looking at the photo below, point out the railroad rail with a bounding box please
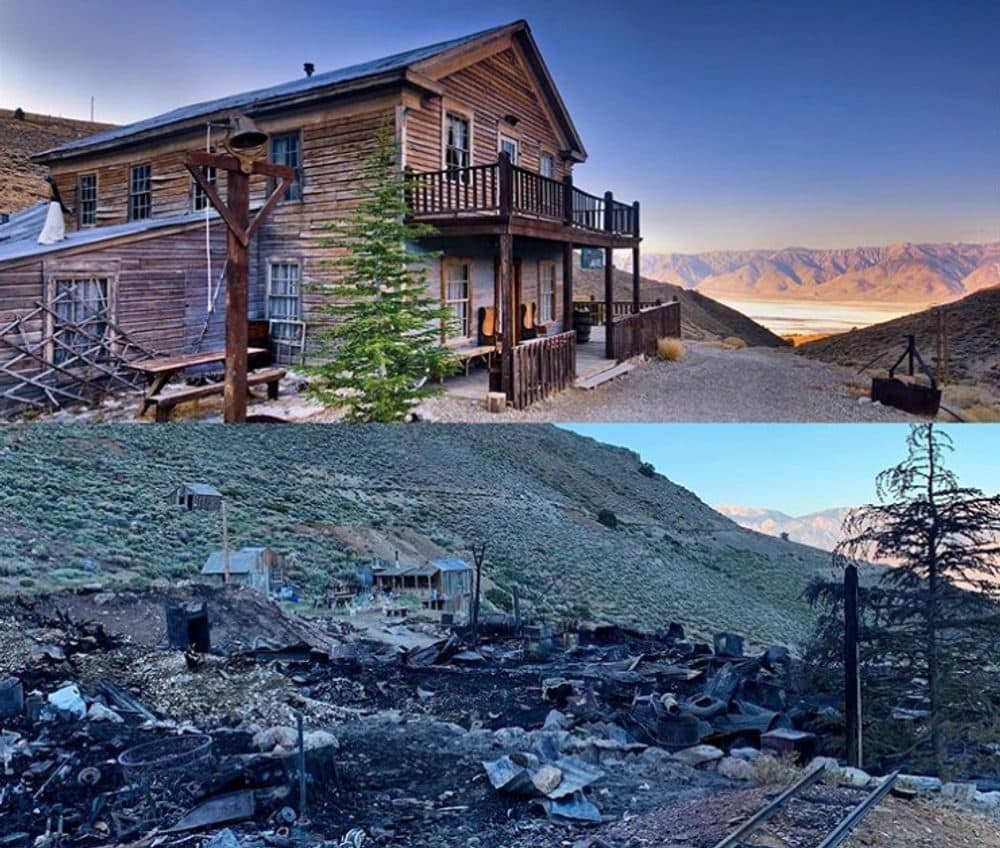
[711,766,900,848]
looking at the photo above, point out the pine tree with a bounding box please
[309,125,457,422]
[821,423,1000,774]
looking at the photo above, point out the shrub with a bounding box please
[484,586,513,612]
[656,337,685,361]
[722,336,747,349]
[597,508,618,529]
[638,462,656,478]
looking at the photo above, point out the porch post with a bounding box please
[603,191,614,360]
[562,242,574,333]
[632,201,641,314]
[499,232,515,402]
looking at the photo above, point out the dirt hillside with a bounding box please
[0,424,833,646]
[0,108,114,214]
[576,266,787,347]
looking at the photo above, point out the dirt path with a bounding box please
[421,342,918,423]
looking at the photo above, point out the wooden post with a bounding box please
[221,499,230,585]
[563,242,574,333]
[603,192,614,359]
[562,173,574,226]
[225,169,250,424]
[845,563,862,767]
[632,201,641,315]
[499,232,515,402]
[471,543,486,645]
[498,151,513,219]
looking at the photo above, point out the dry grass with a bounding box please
[940,383,1000,422]
[748,752,801,786]
[656,337,685,362]
[721,336,747,350]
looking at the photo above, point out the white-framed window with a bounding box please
[267,261,302,339]
[192,166,217,211]
[77,173,97,227]
[540,154,555,179]
[538,262,556,323]
[499,135,519,165]
[128,164,151,221]
[270,132,303,201]
[51,277,111,364]
[445,112,471,175]
[443,260,472,338]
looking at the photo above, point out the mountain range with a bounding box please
[631,243,1000,305]
[0,425,835,647]
[716,504,850,553]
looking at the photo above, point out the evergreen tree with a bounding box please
[309,125,457,421]
[809,424,1000,774]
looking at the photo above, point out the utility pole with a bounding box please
[844,563,862,767]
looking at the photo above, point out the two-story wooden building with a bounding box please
[0,19,678,413]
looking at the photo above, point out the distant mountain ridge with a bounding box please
[716,504,851,553]
[631,243,1000,305]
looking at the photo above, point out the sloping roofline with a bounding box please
[34,20,587,164]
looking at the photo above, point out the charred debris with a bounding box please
[0,589,852,848]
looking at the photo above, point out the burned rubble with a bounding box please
[0,587,849,848]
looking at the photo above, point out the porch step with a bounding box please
[574,360,635,390]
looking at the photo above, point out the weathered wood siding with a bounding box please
[404,47,572,180]
[0,223,235,409]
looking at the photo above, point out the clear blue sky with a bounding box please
[565,424,1000,515]
[2,0,997,252]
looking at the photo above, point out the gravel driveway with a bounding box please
[419,342,917,423]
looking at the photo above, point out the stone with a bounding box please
[897,774,943,793]
[671,744,725,769]
[941,781,977,804]
[718,756,755,781]
[808,756,840,773]
[531,765,563,795]
[730,747,762,762]
[836,766,873,788]
[87,702,123,723]
[974,790,1000,810]
[204,829,241,848]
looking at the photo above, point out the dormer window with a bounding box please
[77,173,97,227]
[270,133,303,201]
[128,164,151,220]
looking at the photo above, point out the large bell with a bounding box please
[226,114,268,152]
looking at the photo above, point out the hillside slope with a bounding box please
[637,243,1000,305]
[0,425,832,645]
[575,267,786,347]
[0,108,114,214]
[799,286,1000,394]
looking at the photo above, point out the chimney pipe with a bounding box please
[304,62,315,78]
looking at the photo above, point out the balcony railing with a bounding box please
[407,153,639,238]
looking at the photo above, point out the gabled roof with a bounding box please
[174,482,223,497]
[202,546,275,576]
[34,20,585,163]
[431,558,473,573]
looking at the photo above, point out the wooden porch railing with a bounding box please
[572,300,659,325]
[510,330,576,409]
[608,301,681,361]
[407,154,639,238]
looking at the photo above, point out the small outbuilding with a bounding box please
[201,546,282,593]
[171,483,223,511]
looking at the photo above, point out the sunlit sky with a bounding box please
[2,0,998,253]
[564,424,1000,515]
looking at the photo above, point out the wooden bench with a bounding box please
[146,367,286,422]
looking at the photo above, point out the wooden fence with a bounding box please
[510,330,577,409]
[572,300,659,326]
[608,302,681,361]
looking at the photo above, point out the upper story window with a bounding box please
[540,154,555,180]
[128,164,151,221]
[270,132,303,201]
[192,166,217,211]
[445,113,471,176]
[499,135,519,165]
[77,173,97,227]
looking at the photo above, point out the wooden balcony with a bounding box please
[407,153,639,247]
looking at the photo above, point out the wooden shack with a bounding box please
[171,482,223,511]
[371,556,473,611]
[200,546,281,594]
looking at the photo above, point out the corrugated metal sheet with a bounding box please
[202,546,272,576]
[36,22,520,160]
